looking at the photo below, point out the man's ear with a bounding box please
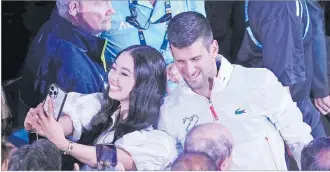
[210,40,219,59]
[68,0,80,17]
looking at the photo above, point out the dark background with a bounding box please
[2,1,55,81]
[1,1,330,82]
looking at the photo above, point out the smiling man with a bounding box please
[157,11,313,170]
[101,0,205,93]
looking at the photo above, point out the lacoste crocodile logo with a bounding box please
[235,108,246,115]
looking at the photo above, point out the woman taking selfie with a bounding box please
[24,45,177,170]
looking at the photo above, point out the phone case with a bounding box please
[43,83,67,121]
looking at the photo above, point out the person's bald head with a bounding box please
[317,149,330,167]
[184,123,234,171]
[171,152,216,171]
[301,137,330,170]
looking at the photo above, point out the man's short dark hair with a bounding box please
[301,137,330,171]
[168,11,213,49]
[171,152,216,171]
[8,139,62,171]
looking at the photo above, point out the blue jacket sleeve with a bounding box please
[260,12,306,86]
[50,46,101,95]
[20,45,100,108]
[307,0,329,98]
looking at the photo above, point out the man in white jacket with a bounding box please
[157,11,314,170]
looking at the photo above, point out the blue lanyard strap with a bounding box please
[160,0,172,53]
[126,0,172,52]
[244,0,262,49]
[302,0,309,39]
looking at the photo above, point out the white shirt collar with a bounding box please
[212,55,235,95]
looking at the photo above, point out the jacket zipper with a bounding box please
[188,83,219,122]
[209,100,219,121]
[265,137,279,170]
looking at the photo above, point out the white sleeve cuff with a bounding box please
[62,92,103,141]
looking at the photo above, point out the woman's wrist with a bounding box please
[56,138,70,151]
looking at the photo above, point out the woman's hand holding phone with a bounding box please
[34,98,69,150]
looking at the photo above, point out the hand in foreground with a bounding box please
[314,96,330,115]
[166,63,182,84]
[34,99,69,149]
[24,104,45,136]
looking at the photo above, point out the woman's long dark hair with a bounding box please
[79,45,167,145]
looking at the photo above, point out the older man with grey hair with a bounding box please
[184,123,234,171]
[20,0,116,109]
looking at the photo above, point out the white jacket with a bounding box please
[61,92,177,170]
[158,56,313,170]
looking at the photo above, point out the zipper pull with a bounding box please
[209,100,219,121]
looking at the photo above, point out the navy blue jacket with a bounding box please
[20,10,111,107]
[237,0,315,102]
[307,0,329,98]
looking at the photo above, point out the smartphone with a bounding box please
[43,83,67,121]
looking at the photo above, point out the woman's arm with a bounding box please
[25,91,102,139]
[35,100,136,170]
[24,104,74,137]
[58,115,73,136]
[56,140,135,169]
